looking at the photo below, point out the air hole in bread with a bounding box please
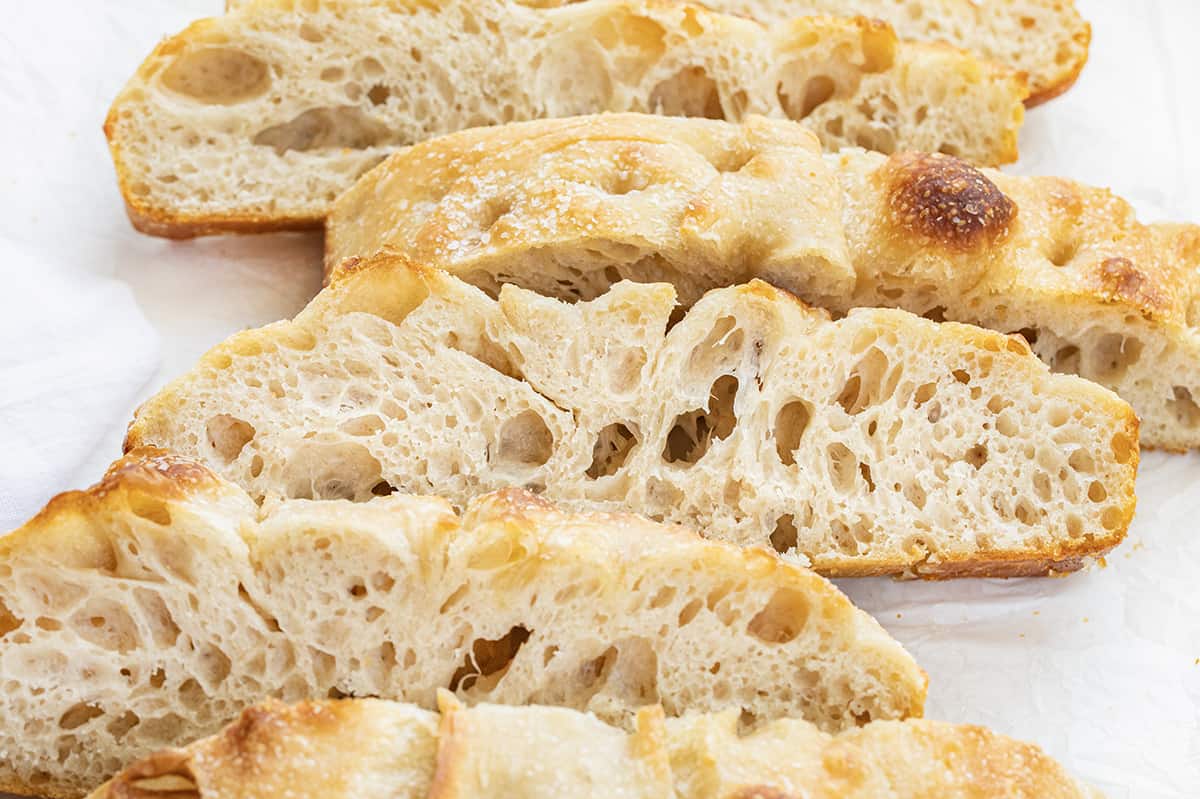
[965,444,989,470]
[494,411,554,468]
[853,125,896,155]
[1168,386,1200,428]
[770,514,798,554]
[450,625,532,693]
[687,316,745,374]
[298,22,324,43]
[677,598,702,626]
[70,601,139,653]
[710,145,755,173]
[1067,449,1095,474]
[319,66,344,82]
[1015,327,1040,347]
[837,348,897,415]
[206,415,255,465]
[592,11,666,59]
[826,443,858,492]
[177,679,206,711]
[1050,344,1081,374]
[467,536,529,571]
[903,481,927,510]
[858,462,876,491]
[127,492,172,527]
[1088,334,1143,382]
[747,588,809,644]
[602,637,660,706]
[370,480,397,496]
[1110,432,1135,464]
[106,711,140,742]
[130,773,201,799]
[773,400,811,466]
[912,382,937,407]
[196,643,232,685]
[237,583,281,632]
[366,83,391,106]
[649,66,726,120]
[787,74,836,120]
[663,375,739,465]
[133,589,181,647]
[922,306,948,323]
[160,48,271,105]
[860,24,896,72]
[586,422,638,479]
[253,106,393,155]
[1046,237,1078,267]
[339,414,385,437]
[0,599,23,638]
[282,441,384,500]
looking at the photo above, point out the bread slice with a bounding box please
[125,256,1138,578]
[223,0,1085,106]
[87,695,1103,799]
[325,113,1200,451]
[0,449,925,799]
[526,0,1089,106]
[104,0,1027,238]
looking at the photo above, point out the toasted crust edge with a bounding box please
[1023,18,1092,108]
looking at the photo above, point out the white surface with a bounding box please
[0,1,1196,796]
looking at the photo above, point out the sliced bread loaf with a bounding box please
[326,113,1200,451]
[105,0,1026,237]
[0,449,925,798]
[125,257,1138,578]
[87,694,1103,799]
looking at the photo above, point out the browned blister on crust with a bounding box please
[881,152,1015,250]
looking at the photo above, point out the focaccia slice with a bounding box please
[0,450,923,798]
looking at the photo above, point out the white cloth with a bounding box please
[0,240,158,531]
[0,2,1197,798]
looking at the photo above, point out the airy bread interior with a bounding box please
[0,450,924,798]
[126,259,1138,578]
[105,0,1025,235]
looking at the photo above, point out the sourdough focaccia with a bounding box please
[126,258,1138,578]
[88,694,1103,799]
[105,0,1026,237]
[326,113,1200,450]
[0,449,924,798]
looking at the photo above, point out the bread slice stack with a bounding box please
[0,449,925,798]
[0,1,1141,794]
[326,113,1200,451]
[124,255,1137,578]
[86,694,1103,799]
[104,0,1027,236]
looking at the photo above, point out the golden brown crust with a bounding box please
[12,448,225,547]
[882,152,1016,250]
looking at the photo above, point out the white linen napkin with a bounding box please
[0,239,159,532]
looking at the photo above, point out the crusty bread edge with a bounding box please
[123,252,1139,580]
[1023,18,1092,107]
